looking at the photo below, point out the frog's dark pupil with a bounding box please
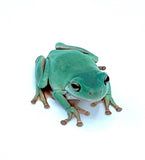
[71,83,81,92]
[104,76,110,85]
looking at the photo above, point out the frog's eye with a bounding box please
[104,76,110,85]
[71,83,81,92]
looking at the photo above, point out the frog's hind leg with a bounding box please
[31,56,50,109]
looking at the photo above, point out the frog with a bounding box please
[31,42,122,127]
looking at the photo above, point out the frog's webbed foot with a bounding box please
[60,107,83,127]
[31,88,50,109]
[68,100,90,116]
[52,91,84,127]
[103,95,122,115]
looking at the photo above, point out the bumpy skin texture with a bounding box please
[31,43,122,127]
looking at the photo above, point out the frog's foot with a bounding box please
[60,107,83,127]
[31,89,50,109]
[98,66,106,70]
[103,95,122,115]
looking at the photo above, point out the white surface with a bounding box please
[0,0,145,160]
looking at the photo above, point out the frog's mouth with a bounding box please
[65,92,106,102]
[65,86,109,102]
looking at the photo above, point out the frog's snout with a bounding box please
[88,73,109,99]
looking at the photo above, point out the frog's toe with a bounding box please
[69,102,90,116]
[91,102,97,107]
[105,110,112,115]
[60,112,73,126]
[62,107,84,126]
[31,99,37,104]
[76,108,90,116]
[116,107,122,112]
[84,111,90,116]
[76,121,83,127]
[44,104,50,109]
[31,96,38,104]
[60,120,68,125]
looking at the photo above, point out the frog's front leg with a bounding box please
[52,91,83,127]
[103,84,122,115]
[90,84,122,115]
[31,56,50,108]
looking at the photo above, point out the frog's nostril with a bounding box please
[88,92,93,96]
[104,76,110,85]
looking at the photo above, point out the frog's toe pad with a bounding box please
[60,120,68,125]
[31,98,38,104]
[31,99,36,104]
[85,111,90,116]
[91,102,97,107]
[116,107,122,112]
[105,110,112,115]
[44,104,50,109]
[76,121,83,127]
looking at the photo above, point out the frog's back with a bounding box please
[48,50,97,89]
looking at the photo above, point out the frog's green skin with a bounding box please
[31,43,122,127]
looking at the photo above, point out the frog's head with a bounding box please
[65,70,110,101]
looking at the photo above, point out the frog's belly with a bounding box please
[65,92,78,100]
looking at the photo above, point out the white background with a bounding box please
[0,0,145,160]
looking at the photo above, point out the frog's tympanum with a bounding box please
[31,43,122,127]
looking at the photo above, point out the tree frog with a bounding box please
[31,43,122,127]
